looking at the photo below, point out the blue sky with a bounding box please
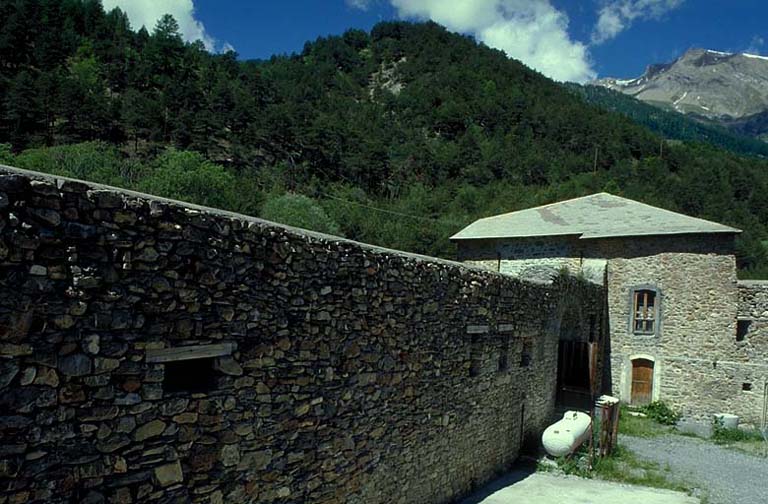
[106,1,768,82]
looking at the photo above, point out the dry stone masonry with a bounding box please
[0,166,604,504]
[735,280,768,426]
[459,231,768,427]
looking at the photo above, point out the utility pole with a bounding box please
[593,146,598,172]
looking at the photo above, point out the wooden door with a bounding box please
[631,359,654,406]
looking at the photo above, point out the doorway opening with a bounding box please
[631,358,654,406]
[557,340,593,409]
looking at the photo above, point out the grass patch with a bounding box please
[592,444,691,493]
[712,419,768,457]
[729,440,768,458]
[539,444,700,495]
[619,406,674,438]
[712,425,764,444]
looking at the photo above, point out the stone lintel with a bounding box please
[146,343,236,363]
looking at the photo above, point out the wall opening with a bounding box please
[520,340,532,368]
[164,358,216,394]
[556,340,591,408]
[498,348,509,372]
[742,382,752,392]
[736,320,751,341]
[469,334,482,377]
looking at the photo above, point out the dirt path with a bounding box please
[621,434,768,504]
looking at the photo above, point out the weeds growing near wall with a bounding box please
[711,423,764,444]
[539,443,694,494]
[639,401,681,426]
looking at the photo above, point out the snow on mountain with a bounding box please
[590,48,768,126]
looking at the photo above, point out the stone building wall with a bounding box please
[599,236,755,424]
[735,281,768,428]
[456,237,582,283]
[0,166,604,504]
[456,233,768,425]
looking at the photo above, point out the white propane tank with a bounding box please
[542,411,592,457]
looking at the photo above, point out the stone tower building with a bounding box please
[452,193,768,427]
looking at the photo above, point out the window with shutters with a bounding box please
[630,287,660,336]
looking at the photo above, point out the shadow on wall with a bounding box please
[601,292,613,399]
[554,278,612,411]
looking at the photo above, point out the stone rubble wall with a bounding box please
[0,166,604,504]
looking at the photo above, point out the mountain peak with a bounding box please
[591,48,768,122]
[683,48,731,57]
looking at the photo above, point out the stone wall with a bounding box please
[457,233,768,426]
[0,166,604,504]
[601,235,749,423]
[735,281,768,428]
[456,237,581,284]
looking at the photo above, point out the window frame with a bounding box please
[628,285,662,337]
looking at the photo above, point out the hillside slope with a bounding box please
[593,48,768,139]
[566,83,768,158]
[1,2,768,273]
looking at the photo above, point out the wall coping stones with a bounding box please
[0,164,517,280]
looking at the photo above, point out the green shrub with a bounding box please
[553,444,592,478]
[640,401,681,426]
[14,142,125,186]
[0,144,14,164]
[712,417,765,444]
[261,193,343,236]
[137,150,238,210]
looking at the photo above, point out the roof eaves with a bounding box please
[580,227,742,239]
[449,231,584,241]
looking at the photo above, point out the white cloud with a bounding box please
[592,0,684,44]
[346,0,374,10]
[380,0,595,83]
[101,0,231,52]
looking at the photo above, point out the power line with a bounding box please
[290,161,467,225]
[318,191,467,226]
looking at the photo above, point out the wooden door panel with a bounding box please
[631,359,654,406]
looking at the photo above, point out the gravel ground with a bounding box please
[621,434,768,504]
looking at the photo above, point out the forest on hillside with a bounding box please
[1,0,768,276]
[566,84,768,159]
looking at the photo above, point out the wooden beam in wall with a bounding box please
[146,343,236,363]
